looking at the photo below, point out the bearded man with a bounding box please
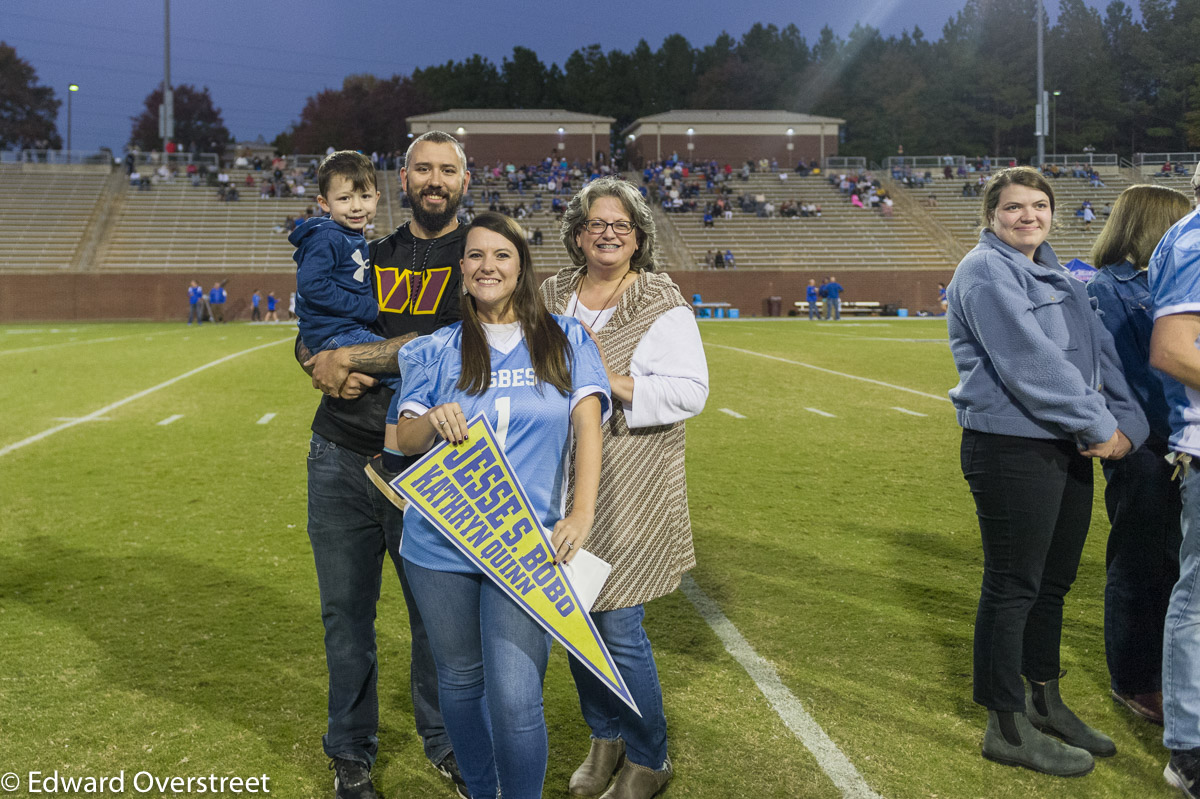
[298,131,471,799]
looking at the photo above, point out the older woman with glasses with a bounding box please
[541,177,709,799]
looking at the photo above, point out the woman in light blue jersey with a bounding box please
[394,212,610,799]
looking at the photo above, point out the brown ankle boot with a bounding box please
[599,756,672,799]
[569,738,625,797]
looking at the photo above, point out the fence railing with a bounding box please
[1,149,114,166]
[825,156,866,171]
[1134,152,1200,166]
[886,155,966,170]
[1042,152,1118,167]
[126,151,220,169]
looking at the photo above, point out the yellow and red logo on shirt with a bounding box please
[375,265,452,315]
[391,414,639,716]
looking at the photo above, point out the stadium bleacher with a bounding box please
[0,164,115,271]
[3,156,1198,322]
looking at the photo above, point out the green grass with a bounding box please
[0,319,1171,798]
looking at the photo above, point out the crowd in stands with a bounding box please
[1042,162,1106,187]
[831,170,894,217]
[633,156,836,223]
[702,248,736,269]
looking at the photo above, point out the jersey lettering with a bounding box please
[375,266,452,315]
[488,368,538,389]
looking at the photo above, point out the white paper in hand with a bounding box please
[561,548,612,613]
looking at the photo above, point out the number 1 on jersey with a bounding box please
[494,396,510,449]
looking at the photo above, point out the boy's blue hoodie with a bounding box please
[290,215,378,352]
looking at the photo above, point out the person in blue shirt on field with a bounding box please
[1086,184,1192,733]
[187,280,203,324]
[1147,167,1200,796]
[265,291,278,322]
[394,212,609,799]
[251,289,262,322]
[823,276,844,320]
[806,278,819,320]
[209,281,227,323]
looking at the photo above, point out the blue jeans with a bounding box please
[568,605,668,770]
[404,561,551,799]
[1164,461,1200,749]
[807,299,817,320]
[1102,438,1180,694]
[306,433,448,766]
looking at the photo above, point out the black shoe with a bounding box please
[1167,748,1200,798]
[364,456,407,511]
[330,758,378,799]
[434,752,471,799]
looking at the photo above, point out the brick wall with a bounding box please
[0,269,955,322]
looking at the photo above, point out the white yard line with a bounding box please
[706,343,950,403]
[718,408,747,419]
[156,414,185,426]
[0,338,293,459]
[0,329,185,357]
[256,412,277,425]
[681,576,884,799]
[805,407,837,418]
[891,407,929,417]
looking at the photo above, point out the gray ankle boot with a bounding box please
[1026,677,1117,757]
[569,738,625,797]
[983,710,1094,776]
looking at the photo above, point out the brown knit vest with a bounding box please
[541,267,696,611]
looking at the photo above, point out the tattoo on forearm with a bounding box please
[346,333,418,372]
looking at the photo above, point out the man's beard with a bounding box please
[408,185,462,233]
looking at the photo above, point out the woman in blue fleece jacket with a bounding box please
[947,167,1148,777]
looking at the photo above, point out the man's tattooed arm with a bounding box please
[305,331,419,397]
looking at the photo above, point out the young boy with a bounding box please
[291,150,407,508]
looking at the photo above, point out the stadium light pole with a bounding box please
[161,0,174,154]
[67,84,79,163]
[1052,90,1061,157]
[1035,0,1045,168]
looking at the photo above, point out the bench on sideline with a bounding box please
[794,300,882,316]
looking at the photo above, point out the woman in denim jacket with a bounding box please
[1086,184,1193,727]
[948,167,1148,777]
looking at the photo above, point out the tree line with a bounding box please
[3,0,1199,163]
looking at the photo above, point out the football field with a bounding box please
[0,318,1172,798]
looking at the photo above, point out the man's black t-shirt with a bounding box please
[308,222,466,456]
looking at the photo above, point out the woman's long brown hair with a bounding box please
[457,212,573,396]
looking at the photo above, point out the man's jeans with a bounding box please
[307,433,449,765]
[1164,461,1200,749]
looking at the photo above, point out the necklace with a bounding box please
[570,271,631,329]
[408,222,438,307]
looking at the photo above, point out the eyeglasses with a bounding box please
[584,219,635,235]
